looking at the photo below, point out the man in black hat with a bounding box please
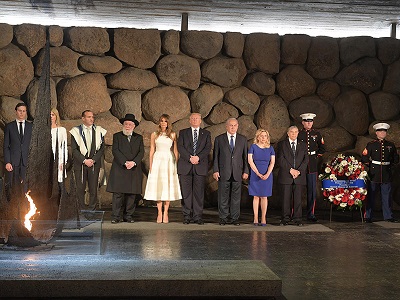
[298,113,325,222]
[106,114,144,223]
[70,110,107,210]
[362,122,399,223]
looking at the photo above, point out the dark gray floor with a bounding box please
[1,205,400,299]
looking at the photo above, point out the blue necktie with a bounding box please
[193,129,198,155]
[230,135,234,152]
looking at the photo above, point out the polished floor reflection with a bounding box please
[1,206,400,299]
[102,206,400,299]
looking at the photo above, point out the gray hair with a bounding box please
[225,117,238,125]
[287,125,298,133]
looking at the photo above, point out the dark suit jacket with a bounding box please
[177,127,211,176]
[213,133,249,181]
[106,131,144,194]
[277,139,309,185]
[4,120,33,167]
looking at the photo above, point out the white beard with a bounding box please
[123,129,133,136]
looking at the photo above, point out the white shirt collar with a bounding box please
[227,132,237,139]
[289,139,297,144]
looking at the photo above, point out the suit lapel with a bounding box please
[188,128,194,149]
[14,121,23,143]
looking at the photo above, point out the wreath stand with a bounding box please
[323,179,366,224]
[329,203,364,224]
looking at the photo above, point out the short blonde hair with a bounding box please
[51,108,61,126]
[253,129,270,147]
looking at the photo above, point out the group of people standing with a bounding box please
[3,103,399,226]
[106,111,325,226]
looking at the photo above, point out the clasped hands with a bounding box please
[290,168,300,179]
[83,159,95,167]
[189,155,199,165]
[257,172,270,180]
[125,161,136,169]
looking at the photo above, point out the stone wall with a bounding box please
[1,23,400,210]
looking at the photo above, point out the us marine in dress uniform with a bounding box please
[362,123,399,223]
[297,113,325,222]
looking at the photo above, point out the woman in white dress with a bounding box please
[144,114,182,223]
[50,108,68,184]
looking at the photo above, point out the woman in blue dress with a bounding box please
[248,129,275,226]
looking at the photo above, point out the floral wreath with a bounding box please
[319,154,368,210]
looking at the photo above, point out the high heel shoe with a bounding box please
[163,213,169,223]
[157,214,162,223]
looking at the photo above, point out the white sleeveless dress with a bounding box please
[144,134,182,201]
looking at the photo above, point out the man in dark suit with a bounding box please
[213,118,249,226]
[4,103,33,195]
[178,113,212,225]
[277,125,309,226]
[107,114,144,224]
[70,110,107,211]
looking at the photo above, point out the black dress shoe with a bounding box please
[365,218,373,223]
[232,220,240,226]
[386,218,399,223]
[111,219,119,224]
[183,219,190,225]
[307,216,318,222]
[295,221,304,226]
[219,219,226,226]
[280,221,288,226]
[125,219,135,223]
[196,219,205,225]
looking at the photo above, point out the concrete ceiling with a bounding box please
[1,0,399,38]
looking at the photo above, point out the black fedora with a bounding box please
[119,113,139,126]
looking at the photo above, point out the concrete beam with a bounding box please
[0,259,282,298]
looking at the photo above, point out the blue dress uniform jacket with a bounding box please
[361,139,399,183]
[297,128,325,174]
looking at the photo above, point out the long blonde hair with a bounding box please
[156,114,174,139]
[51,108,62,127]
[253,129,271,147]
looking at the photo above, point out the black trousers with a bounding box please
[111,193,137,221]
[75,164,100,211]
[281,183,303,222]
[218,178,242,221]
[180,170,206,221]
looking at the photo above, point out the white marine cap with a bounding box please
[373,122,390,131]
[300,113,316,121]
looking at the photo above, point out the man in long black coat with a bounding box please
[107,114,144,223]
